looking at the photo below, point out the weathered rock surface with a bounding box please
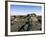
[11,13,42,32]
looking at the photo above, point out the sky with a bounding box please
[10,4,42,15]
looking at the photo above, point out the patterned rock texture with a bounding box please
[11,13,42,32]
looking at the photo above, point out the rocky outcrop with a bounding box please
[11,13,42,32]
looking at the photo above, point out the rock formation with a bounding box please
[11,13,42,32]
